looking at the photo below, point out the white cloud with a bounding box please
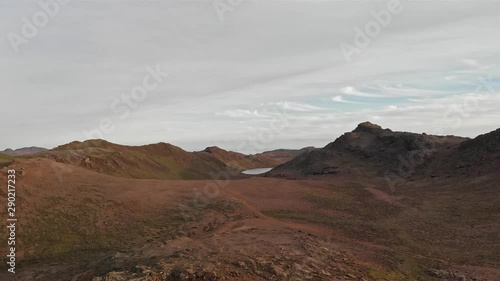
[215,109,267,119]
[339,86,384,98]
[0,1,499,151]
[332,95,354,103]
[379,84,445,97]
[276,101,322,112]
[463,59,478,67]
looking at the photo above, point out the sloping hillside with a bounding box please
[43,140,282,180]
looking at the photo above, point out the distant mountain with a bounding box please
[41,139,284,180]
[1,146,48,156]
[260,147,317,163]
[200,146,280,170]
[267,121,475,178]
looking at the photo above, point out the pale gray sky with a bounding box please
[1,0,499,153]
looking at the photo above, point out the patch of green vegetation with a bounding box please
[303,191,355,211]
[122,154,203,180]
[17,189,239,264]
[263,209,386,240]
[179,169,203,180]
[376,185,500,267]
[18,194,139,262]
[368,266,418,281]
[0,153,15,168]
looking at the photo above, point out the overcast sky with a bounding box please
[1,0,499,153]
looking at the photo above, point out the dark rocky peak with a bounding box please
[203,146,224,153]
[352,121,386,133]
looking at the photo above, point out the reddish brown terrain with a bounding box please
[38,140,282,180]
[0,122,499,281]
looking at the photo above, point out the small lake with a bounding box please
[241,167,273,175]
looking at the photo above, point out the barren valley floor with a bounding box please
[1,158,499,280]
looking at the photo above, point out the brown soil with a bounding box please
[0,157,499,280]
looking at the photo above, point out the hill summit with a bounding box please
[267,122,483,178]
[352,121,384,133]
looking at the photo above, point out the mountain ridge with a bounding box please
[1,146,48,156]
[267,121,497,179]
[34,139,287,180]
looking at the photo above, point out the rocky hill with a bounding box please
[421,127,500,178]
[267,122,480,178]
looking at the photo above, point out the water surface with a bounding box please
[241,167,273,175]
